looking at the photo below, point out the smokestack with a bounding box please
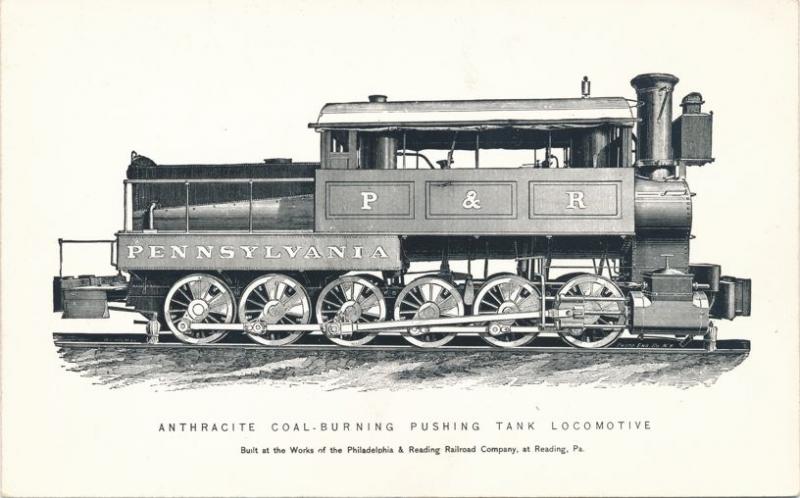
[630,73,679,166]
[368,94,388,103]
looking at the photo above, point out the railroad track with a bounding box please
[53,333,750,355]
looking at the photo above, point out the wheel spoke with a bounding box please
[430,284,443,303]
[363,306,382,318]
[187,280,200,300]
[498,282,513,301]
[200,280,213,300]
[274,281,288,300]
[323,298,343,308]
[250,285,268,304]
[401,298,421,310]
[577,281,593,296]
[327,289,345,306]
[340,280,354,300]
[436,294,459,312]
[511,288,528,305]
[177,287,193,303]
[358,292,379,311]
[516,294,541,311]
[280,291,303,311]
[205,293,229,314]
[406,290,424,306]
[487,288,504,306]
[171,297,191,307]
[419,284,431,302]
[352,282,366,301]
[263,279,278,300]
[480,301,499,312]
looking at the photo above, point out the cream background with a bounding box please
[1,0,798,496]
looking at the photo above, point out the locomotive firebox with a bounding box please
[53,72,750,350]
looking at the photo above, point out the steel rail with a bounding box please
[51,338,751,355]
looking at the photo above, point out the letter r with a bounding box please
[360,192,378,210]
[566,191,586,210]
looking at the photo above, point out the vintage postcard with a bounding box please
[1,0,798,496]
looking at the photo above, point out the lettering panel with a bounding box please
[116,233,402,271]
[315,168,634,235]
[425,182,516,218]
[530,182,620,217]
[325,182,414,218]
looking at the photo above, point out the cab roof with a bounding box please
[309,96,635,131]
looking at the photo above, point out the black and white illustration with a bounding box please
[3,2,797,497]
[53,72,752,389]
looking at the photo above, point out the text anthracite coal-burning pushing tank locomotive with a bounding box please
[53,73,751,349]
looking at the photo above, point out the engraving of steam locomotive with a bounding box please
[53,73,751,349]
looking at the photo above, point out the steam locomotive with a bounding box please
[53,72,751,349]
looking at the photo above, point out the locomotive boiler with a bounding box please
[53,72,751,349]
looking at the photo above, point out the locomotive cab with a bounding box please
[315,96,636,171]
[320,125,633,171]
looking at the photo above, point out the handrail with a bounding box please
[58,238,116,278]
[396,151,435,169]
[124,178,314,184]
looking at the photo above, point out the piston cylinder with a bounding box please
[630,73,679,166]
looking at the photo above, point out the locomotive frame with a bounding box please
[53,72,751,350]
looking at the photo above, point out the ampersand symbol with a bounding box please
[462,190,481,209]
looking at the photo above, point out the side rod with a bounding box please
[191,309,575,332]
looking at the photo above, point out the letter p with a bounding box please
[360,191,378,210]
[127,245,143,259]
